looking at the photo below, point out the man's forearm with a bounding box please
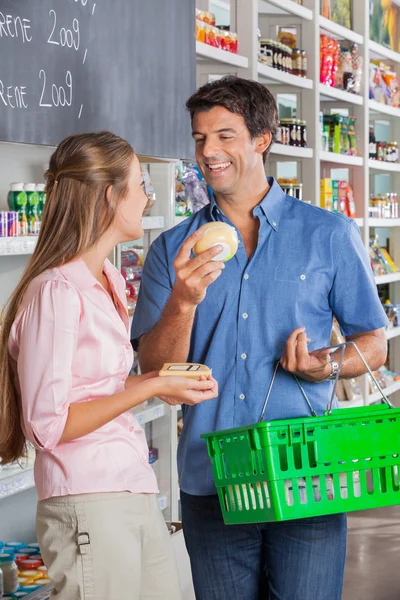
[138,294,197,373]
[333,330,387,379]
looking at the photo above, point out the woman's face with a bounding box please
[114,155,148,242]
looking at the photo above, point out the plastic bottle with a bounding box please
[7,183,26,213]
[36,184,46,226]
[24,184,40,236]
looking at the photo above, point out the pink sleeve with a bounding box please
[17,280,81,450]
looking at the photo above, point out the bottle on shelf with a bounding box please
[24,183,40,236]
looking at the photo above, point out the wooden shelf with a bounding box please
[258,63,313,89]
[319,84,363,105]
[320,152,363,166]
[271,144,313,159]
[319,16,363,45]
[258,0,313,20]
[368,159,400,173]
[369,100,400,118]
[375,273,400,285]
[196,42,249,68]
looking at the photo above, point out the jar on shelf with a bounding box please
[392,142,398,163]
[0,553,18,594]
[391,193,399,218]
[369,125,377,160]
[386,142,393,163]
[283,44,292,73]
[301,50,308,77]
[300,121,307,147]
[292,48,302,76]
[276,43,283,70]
[280,120,290,145]
[272,41,279,70]
[377,141,386,161]
[295,120,302,147]
[259,39,273,67]
[287,120,298,146]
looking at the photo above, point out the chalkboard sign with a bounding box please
[0,0,196,158]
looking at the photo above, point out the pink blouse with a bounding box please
[8,258,158,501]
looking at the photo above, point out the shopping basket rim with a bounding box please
[200,403,399,439]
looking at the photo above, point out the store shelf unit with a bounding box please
[206,0,400,409]
[369,219,400,228]
[0,464,35,500]
[271,144,313,159]
[369,160,400,173]
[258,0,313,20]
[386,327,400,341]
[0,218,166,258]
[196,41,249,68]
[370,380,400,404]
[375,273,400,286]
[0,236,38,256]
[318,15,363,45]
[258,63,313,89]
[319,85,363,105]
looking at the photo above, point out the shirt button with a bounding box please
[129,426,134,432]
[244,274,249,280]
[241,353,247,360]
[272,221,277,227]
[300,274,306,280]
[242,313,248,319]
[141,453,148,462]
[239,394,246,400]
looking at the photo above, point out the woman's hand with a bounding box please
[155,375,218,406]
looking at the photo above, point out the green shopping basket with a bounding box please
[201,341,400,524]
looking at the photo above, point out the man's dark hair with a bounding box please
[186,76,278,163]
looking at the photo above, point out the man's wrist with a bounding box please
[168,291,196,316]
[320,358,339,382]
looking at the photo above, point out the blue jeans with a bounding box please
[181,491,347,600]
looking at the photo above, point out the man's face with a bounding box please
[192,106,267,194]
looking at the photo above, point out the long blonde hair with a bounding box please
[0,131,135,464]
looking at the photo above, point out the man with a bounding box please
[132,76,388,600]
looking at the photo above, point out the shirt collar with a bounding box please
[59,258,116,291]
[209,177,286,232]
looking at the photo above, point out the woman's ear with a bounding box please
[106,185,113,204]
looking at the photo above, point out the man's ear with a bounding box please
[255,131,272,156]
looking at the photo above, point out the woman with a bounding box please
[0,131,218,599]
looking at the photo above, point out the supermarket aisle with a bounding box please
[343,505,400,600]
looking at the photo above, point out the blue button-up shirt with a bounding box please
[132,178,388,495]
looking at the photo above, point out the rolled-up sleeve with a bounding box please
[329,220,388,336]
[131,236,172,349]
[17,281,80,450]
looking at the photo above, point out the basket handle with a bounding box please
[258,340,393,423]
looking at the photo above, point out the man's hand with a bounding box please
[171,230,225,310]
[280,327,332,382]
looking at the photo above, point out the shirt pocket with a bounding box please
[266,266,331,352]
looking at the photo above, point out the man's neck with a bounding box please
[214,175,271,225]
